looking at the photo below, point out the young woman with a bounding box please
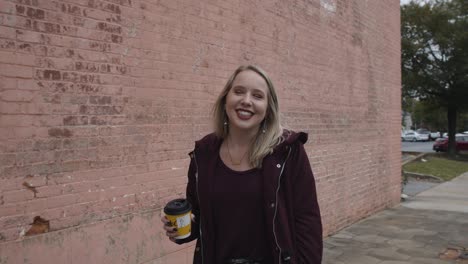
[161,65,322,264]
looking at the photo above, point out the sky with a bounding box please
[401,0,434,5]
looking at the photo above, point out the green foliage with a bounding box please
[412,100,446,130]
[402,0,468,105]
[406,99,468,131]
[401,0,468,154]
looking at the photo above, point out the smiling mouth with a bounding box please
[236,109,254,119]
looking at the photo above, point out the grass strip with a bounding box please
[403,154,468,181]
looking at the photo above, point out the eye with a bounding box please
[234,89,244,94]
[253,93,264,99]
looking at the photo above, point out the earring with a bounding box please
[223,114,228,126]
[223,114,228,134]
[262,121,267,134]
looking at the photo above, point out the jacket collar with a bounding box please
[194,133,222,155]
[193,129,308,156]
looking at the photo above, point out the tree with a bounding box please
[401,0,468,155]
[411,99,468,132]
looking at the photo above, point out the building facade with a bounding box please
[0,0,401,262]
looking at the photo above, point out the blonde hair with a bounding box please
[213,65,283,168]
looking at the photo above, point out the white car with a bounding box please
[429,131,441,140]
[402,131,430,142]
[443,132,466,137]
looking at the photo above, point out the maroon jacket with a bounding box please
[177,130,322,264]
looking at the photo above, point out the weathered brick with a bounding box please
[62,71,102,84]
[89,95,112,105]
[95,21,121,34]
[34,185,63,198]
[75,61,99,72]
[29,20,61,34]
[47,128,73,138]
[0,153,16,167]
[16,151,53,166]
[32,139,62,151]
[0,139,32,153]
[47,172,76,185]
[0,76,17,90]
[89,116,108,125]
[46,194,79,209]
[0,38,16,51]
[35,69,61,80]
[67,95,88,105]
[0,64,32,78]
[0,25,16,39]
[55,149,96,162]
[16,42,34,54]
[3,189,34,203]
[62,116,88,126]
[57,2,83,16]
[0,1,17,15]
[1,90,35,102]
[35,57,75,70]
[22,174,47,187]
[58,160,89,173]
[62,138,88,149]
[0,13,31,29]
[0,215,32,235]
[0,101,38,115]
[0,51,36,66]
[0,204,23,217]
[63,202,93,217]
[16,79,40,90]
[26,6,45,19]
[40,207,64,220]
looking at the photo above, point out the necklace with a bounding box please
[226,138,249,166]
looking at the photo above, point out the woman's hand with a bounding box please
[160,216,178,243]
[161,214,196,243]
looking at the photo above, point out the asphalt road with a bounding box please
[401,140,435,153]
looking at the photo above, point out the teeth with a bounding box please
[237,110,253,117]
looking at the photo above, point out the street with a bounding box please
[401,140,435,153]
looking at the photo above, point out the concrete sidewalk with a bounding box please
[323,172,468,264]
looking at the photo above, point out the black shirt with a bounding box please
[212,156,272,263]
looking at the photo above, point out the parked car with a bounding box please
[442,132,466,138]
[433,135,468,152]
[429,131,441,140]
[401,131,430,142]
[416,129,431,139]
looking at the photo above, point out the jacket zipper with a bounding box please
[192,151,204,264]
[272,147,292,264]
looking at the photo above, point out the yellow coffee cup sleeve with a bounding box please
[165,211,191,239]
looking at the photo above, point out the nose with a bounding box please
[241,93,253,106]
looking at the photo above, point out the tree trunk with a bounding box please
[447,105,457,156]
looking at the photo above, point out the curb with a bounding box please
[401,152,444,186]
[402,152,426,166]
[403,171,443,182]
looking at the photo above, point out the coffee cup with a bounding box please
[164,198,192,239]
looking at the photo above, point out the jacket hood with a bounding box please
[193,133,221,153]
[280,129,308,146]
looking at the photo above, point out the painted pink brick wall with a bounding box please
[0,0,401,263]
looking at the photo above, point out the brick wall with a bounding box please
[0,0,401,263]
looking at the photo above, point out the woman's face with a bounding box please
[225,70,269,134]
